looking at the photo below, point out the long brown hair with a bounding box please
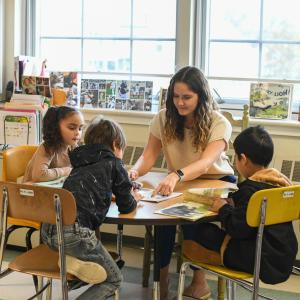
[165,66,217,151]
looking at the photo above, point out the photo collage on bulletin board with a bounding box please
[50,72,78,107]
[80,79,153,111]
[22,75,51,98]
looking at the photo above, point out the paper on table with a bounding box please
[139,188,182,203]
[34,176,66,188]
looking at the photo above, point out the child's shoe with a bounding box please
[59,255,107,284]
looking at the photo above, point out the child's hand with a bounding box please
[209,197,228,213]
[132,189,143,202]
[62,166,72,176]
[128,169,139,180]
[132,181,143,190]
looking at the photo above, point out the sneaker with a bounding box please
[59,255,107,284]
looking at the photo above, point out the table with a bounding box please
[105,172,236,300]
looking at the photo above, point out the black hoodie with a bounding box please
[219,179,297,284]
[63,144,137,230]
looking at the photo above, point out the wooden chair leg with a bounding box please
[218,277,225,300]
[142,225,153,287]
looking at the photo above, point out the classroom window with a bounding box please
[201,0,300,116]
[35,0,176,110]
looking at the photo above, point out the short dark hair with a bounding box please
[84,116,126,151]
[43,106,80,154]
[233,126,274,167]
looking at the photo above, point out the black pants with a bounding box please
[157,175,236,268]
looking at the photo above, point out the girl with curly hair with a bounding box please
[129,66,235,300]
[23,106,84,182]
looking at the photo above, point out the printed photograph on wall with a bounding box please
[116,80,130,100]
[50,71,78,107]
[22,75,51,97]
[249,83,293,119]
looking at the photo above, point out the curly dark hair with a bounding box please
[165,66,217,151]
[43,106,80,154]
[84,116,126,151]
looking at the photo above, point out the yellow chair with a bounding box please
[2,145,40,251]
[177,185,300,300]
[0,181,110,300]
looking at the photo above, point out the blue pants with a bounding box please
[157,175,236,268]
[41,223,122,300]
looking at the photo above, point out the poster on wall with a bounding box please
[50,72,78,107]
[249,82,293,120]
[80,78,153,111]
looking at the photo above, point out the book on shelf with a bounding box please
[155,187,237,221]
[249,82,293,120]
[10,93,45,105]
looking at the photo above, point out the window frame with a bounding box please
[195,0,300,117]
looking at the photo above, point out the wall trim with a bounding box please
[80,108,300,137]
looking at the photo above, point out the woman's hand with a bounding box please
[152,172,180,196]
[128,169,139,180]
[209,197,228,213]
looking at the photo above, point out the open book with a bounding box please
[139,188,182,203]
[183,187,237,205]
[155,201,215,221]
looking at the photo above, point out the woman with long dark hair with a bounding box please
[129,66,235,299]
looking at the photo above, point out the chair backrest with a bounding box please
[2,145,39,182]
[246,185,300,227]
[0,181,76,226]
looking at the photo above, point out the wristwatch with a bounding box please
[175,169,185,182]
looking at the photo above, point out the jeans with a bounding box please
[157,174,236,268]
[41,223,122,300]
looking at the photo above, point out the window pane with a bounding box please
[209,0,260,40]
[261,44,300,80]
[263,0,300,40]
[132,41,175,74]
[83,40,130,72]
[209,79,251,103]
[40,39,81,71]
[133,0,176,38]
[39,0,81,37]
[208,42,259,77]
[83,0,131,37]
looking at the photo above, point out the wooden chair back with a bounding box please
[2,145,38,182]
[0,182,76,226]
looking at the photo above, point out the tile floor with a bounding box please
[0,243,299,299]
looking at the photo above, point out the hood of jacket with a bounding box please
[248,168,292,187]
[69,144,115,168]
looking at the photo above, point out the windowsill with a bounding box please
[80,108,300,137]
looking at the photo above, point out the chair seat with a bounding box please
[8,217,41,229]
[8,244,75,280]
[190,260,252,280]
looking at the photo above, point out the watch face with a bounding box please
[177,169,184,177]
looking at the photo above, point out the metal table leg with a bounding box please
[153,226,160,300]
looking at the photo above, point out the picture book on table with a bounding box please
[155,202,215,221]
[183,187,237,205]
[249,82,293,119]
[155,187,237,221]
